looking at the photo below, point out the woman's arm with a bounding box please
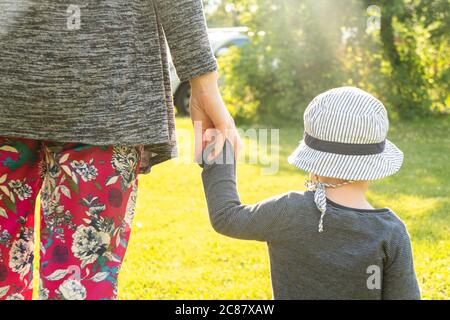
[190,71,241,161]
[153,0,217,82]
[154,0,241,158]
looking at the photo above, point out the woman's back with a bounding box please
[0,0,217,174]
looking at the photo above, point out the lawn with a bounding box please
[34,116,450,299]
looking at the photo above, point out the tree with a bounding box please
[211,0,449,122]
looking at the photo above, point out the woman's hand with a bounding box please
[189,71,241,161]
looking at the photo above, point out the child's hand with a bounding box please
[200,128,236,165]
[198,128,221,163]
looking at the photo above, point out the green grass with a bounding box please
[34,116,450,299]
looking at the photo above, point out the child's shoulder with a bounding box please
[259,190,314,213]
[376,209,409,232]
[283,190,308,200]
[282,190,317,211]
[370,209,412,246]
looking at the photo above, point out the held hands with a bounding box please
[189,71,242,162]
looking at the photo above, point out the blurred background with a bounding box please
[34,1,450,300]
[179,0,449,123]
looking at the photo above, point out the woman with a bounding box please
[0,0,239,300]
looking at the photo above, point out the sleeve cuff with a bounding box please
[176,59,218,83]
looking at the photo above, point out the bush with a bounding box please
[210,0,450,122]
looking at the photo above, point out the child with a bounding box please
[199,87,420,300]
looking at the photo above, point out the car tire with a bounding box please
[174,82,191,115]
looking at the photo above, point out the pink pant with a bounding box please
[0,136,142,300]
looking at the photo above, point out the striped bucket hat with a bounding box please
[288,87,404,231]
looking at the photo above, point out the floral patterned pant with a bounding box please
[0,136,142,300]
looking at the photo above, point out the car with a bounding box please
[170,27,249,115]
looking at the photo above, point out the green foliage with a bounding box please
[207,0,450,121]
[203,0,240,27]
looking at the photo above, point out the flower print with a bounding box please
[39,183,52,214]
[47,163,61,179]
[72,225,111,267]
[40,182,76,237]
[70,160,98,182]
[6,293,25,300]
[58,279,87,300]
[111,146,139,191]
[38,159,47,179]
[51,245,70,264]
[81,194,106,217]
[79,194,113,232]
[0,263,8,282]
[108,188,123,208]
[0,228,11,246]
[94,217,114,234]
[40,184,61,218]
[123,180,138,228]
[8,238,33,280]
[39,287,49,300]
[7,179,32,201]
[38,278,49,300]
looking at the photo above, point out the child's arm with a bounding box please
[382,224,421,300]
[200,141,289,242]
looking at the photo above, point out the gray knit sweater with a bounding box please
[0,0,217,174]
[200,143,421,300]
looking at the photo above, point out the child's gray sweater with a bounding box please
[200,144,420,300]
